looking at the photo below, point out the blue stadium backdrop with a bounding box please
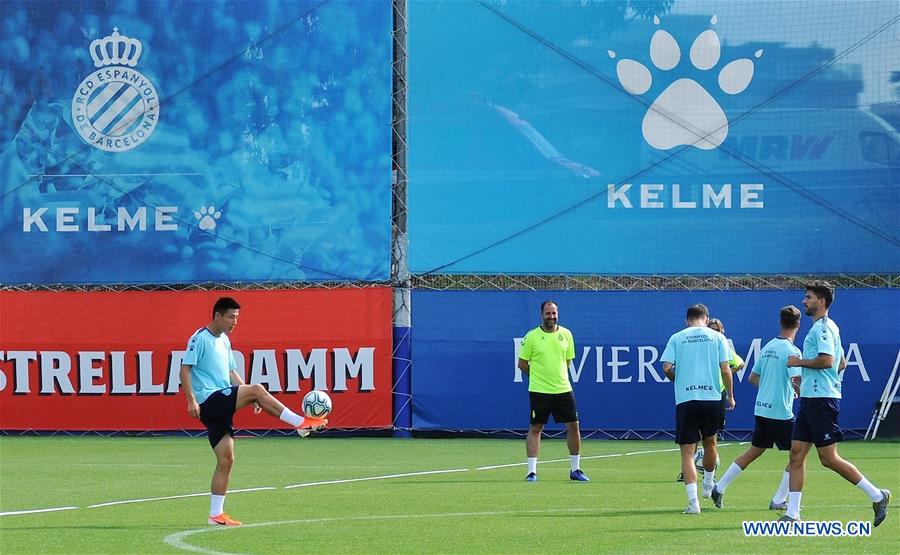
[408,0,900,274]
[411,289,900,433]
[1,0,391,284]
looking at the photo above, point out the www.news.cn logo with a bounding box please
[743,520,871,537]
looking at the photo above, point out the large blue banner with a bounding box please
[1,0,391,284]
[411,289,900,432]
[408,1,900,274]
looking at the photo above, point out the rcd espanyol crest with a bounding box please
[71,28,159,152]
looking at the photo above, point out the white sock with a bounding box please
[570,454,580,472]
[527,457,537,475]
[772,471,790,504]
[856,476,884,502]
[717,462,742,492]
[279,407,303,427]
[787,492,802,519]
[703,469,715,487]
[210,494,225,517]
[685,483,699,505]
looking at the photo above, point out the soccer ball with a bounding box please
[301,390,332,419]
[694,447,720,472]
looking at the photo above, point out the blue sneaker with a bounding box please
[525,472,537,482]
[569,469,590,482]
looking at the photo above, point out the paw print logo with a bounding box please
[608,15,762,151]
[194,205,221,231]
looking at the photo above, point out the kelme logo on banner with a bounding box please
[608,15,762,151]
[72,28,160,152]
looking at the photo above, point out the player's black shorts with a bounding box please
[793,397,843,447]
[751,415,794,450]
[675,400,721,445]
[720,390,728,430]
[199,386,238,449]
[529,391,578,424]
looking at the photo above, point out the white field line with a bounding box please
[3,444,736,516]
[284,468,469,489]
[164,508,597,555]
[165,498,880,555]
[476,443,733,470]
[0,506,78,516]
[87,487,276,509]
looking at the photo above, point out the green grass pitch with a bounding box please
[1,436,897,553]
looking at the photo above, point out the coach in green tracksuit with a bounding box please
[517,301,589,483]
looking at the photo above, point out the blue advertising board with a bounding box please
[408,0,900,274]
[411,289,900,432]
[1,0,391,283]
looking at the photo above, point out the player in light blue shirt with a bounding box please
[661,303,733,514]
[182,326,238,405]
[711,306,802,511]
[752,336,802,421]
[180,297,328,527]
[661,323,731,406]
[780,282,889,526]
[797,315,842,398]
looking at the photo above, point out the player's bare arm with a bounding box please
[720,361,735,409]
[517,358,530,374]
[180,364,200,419]
[786,353,834,369]
[748,372,760,387]
[790,376,801,396]
[662,361,674,380]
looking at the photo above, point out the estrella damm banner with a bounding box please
[0,288,394,430]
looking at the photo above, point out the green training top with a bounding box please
[519,325,575,394]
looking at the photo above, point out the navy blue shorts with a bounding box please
[752,415,794,450]
[529,391,578,424]
[199,386,238,448]
[675,400,721,445]
[793,397,843,447]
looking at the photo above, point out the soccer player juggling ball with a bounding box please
[180,297,327,527]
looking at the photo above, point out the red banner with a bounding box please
[0,288,393,430]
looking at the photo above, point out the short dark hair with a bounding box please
[686,303,709,321]
[805,281,835,308]
[780,305,802,329]
[540,300,557,313]
[213,297,241,317]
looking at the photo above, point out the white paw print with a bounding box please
[608,15,763,151]
[194,205,221,230]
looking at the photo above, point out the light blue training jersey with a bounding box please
[182,327,236,404]
[800,316,843,399]
[661,326,730,405]
[751,337,802,420]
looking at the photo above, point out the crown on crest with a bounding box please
[89,28,143,68]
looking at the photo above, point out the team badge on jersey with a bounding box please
[71,28,160,152]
